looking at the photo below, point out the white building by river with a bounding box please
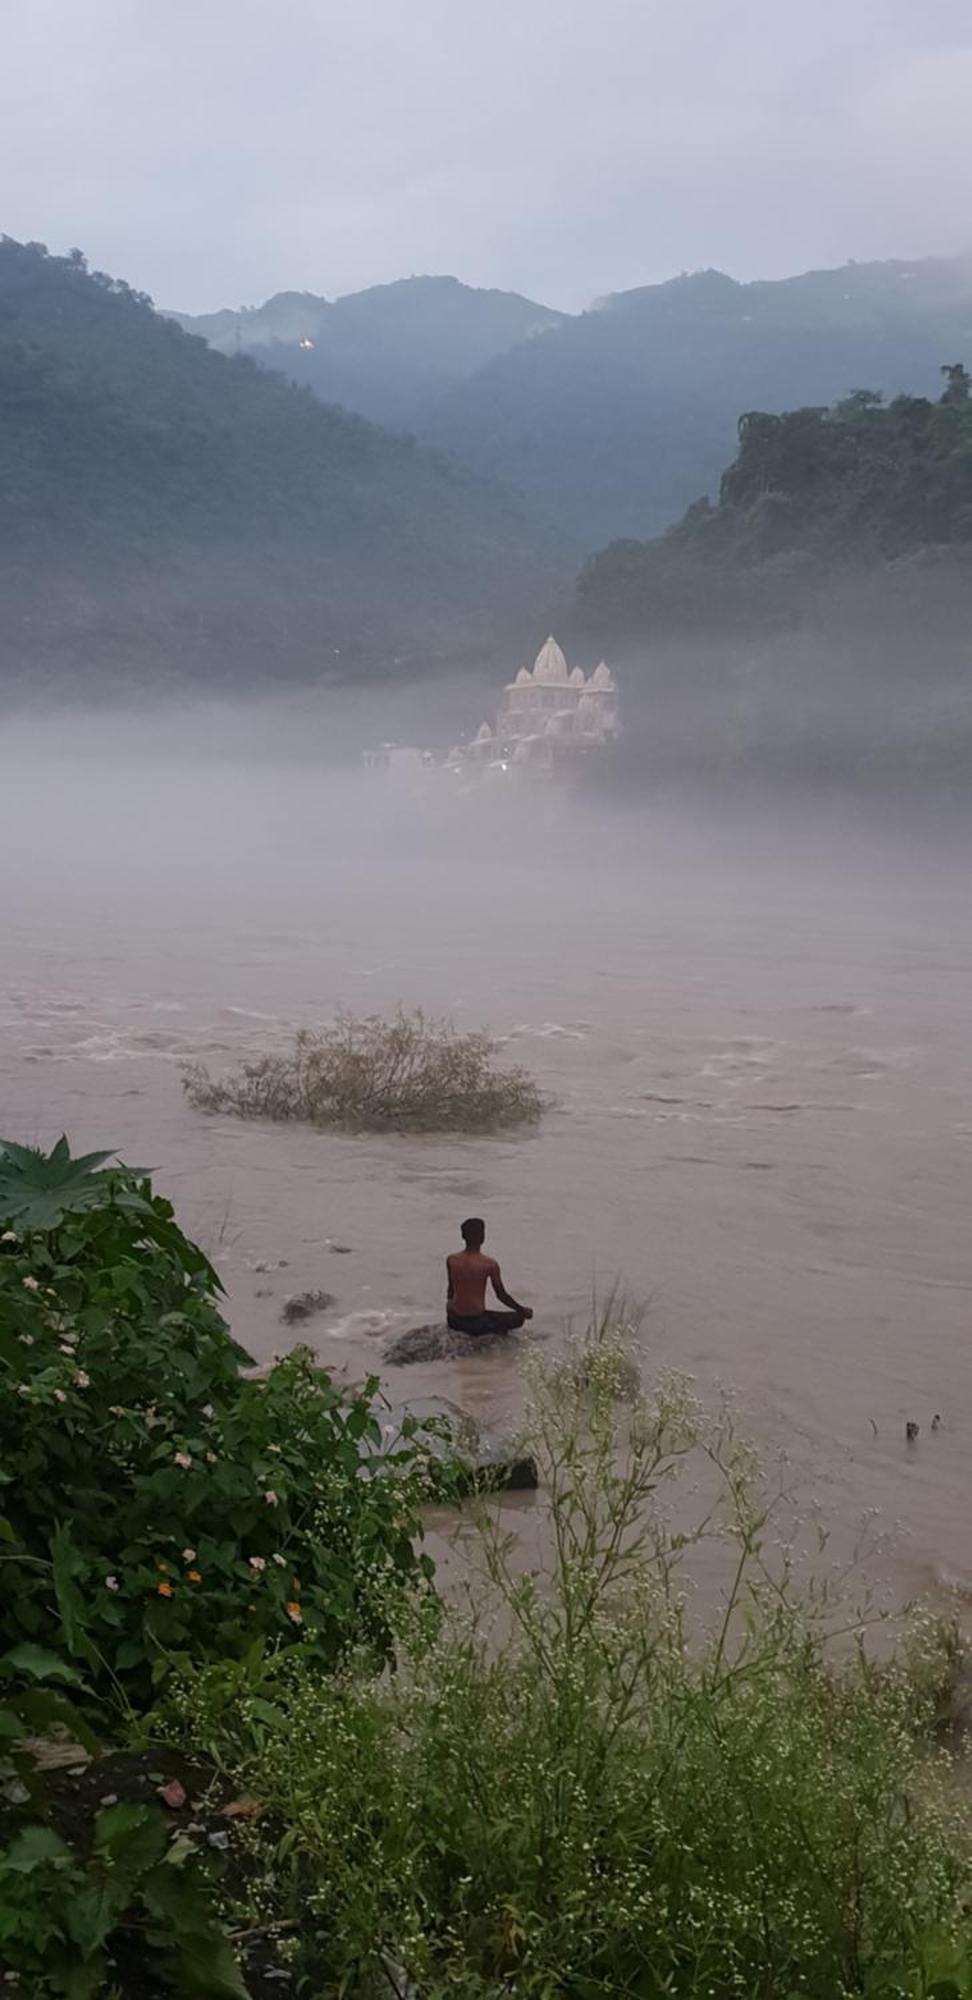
[450,636,618,772]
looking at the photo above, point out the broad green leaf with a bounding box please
[0,1135,117,1231]
[1,1822,74,1870]
[2,1640,85,1684]
[144,1869,251,1998]
[94,1800,167,1876]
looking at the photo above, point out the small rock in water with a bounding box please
[384,1320,529,1367]
[329,1242,353,1255]
[280,1289,334,1325]
[931,1413,942,1431]
[906,1420,919,1443]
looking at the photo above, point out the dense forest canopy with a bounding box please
[0,238,567,693]
[571,368,972,793]
[577,366,972,640]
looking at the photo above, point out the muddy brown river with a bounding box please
[2,729,970,1612]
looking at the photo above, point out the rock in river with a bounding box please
[383,1320,529,1366]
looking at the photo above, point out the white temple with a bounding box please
[452,637,618,771]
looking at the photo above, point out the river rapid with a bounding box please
[2,721,970,1613]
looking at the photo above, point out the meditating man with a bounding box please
[446,1217,533,1336]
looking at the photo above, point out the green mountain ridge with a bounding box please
[168,274,565,431]
[0,239,569,693]
[426,256,972,545]
[174,254,972,551]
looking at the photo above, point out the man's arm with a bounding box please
[489,1261,531,1317]
[445,1257,454,1304]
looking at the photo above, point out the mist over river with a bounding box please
[2,712,970,1611]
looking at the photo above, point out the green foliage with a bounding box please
[0,236,565,694]
[0,1140,432,1711]
[579,365,972,643]
[0,1638,99,1760]
[0,1139,118,1232]
[171,1323,972,1998]
[0,1800,247,1998]
[183,1006,544,1134]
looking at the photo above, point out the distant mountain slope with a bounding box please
[0,240,567,692]
[168,275,565,431]
[425,258,972,544]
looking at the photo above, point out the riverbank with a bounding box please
[3,1155,972,1998]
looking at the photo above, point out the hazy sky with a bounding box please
[3,0,970,312]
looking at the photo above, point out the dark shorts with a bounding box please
[447,1309,524,1336]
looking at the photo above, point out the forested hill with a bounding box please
[426,257,972,545]
[571,370,972,793]
[577,367,972,642]
[168,276,565,432]
[0,239,567,693]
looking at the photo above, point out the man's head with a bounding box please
[460,1216,486,1250]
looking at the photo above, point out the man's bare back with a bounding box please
[446,1218,533,1336]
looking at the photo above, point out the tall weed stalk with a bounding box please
[172,1311,972,1998]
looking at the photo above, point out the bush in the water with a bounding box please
[0,1138,433,1713]
[182,1006,544,1133]
[169,1322,972,1998]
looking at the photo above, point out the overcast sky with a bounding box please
[2,0,969,313]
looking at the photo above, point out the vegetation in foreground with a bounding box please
[183,1007,544,1134]
[169,1329,972,1998]
[2,1140,971,1996]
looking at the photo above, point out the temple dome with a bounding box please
[569,666,585,687]
[474,721,493,742]
[514,666,532,686]
[590,661,615,691]
[533,635,569,684]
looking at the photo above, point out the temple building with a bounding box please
[452,636,618,771]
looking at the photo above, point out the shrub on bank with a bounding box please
[172,1334,972,1999]
[0,1138,432,1713]
[182,1006,544,1134]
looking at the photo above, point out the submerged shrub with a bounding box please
[182,1006,544,1134]
[171,1319,972,1999]
[0,1139,433,1712]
